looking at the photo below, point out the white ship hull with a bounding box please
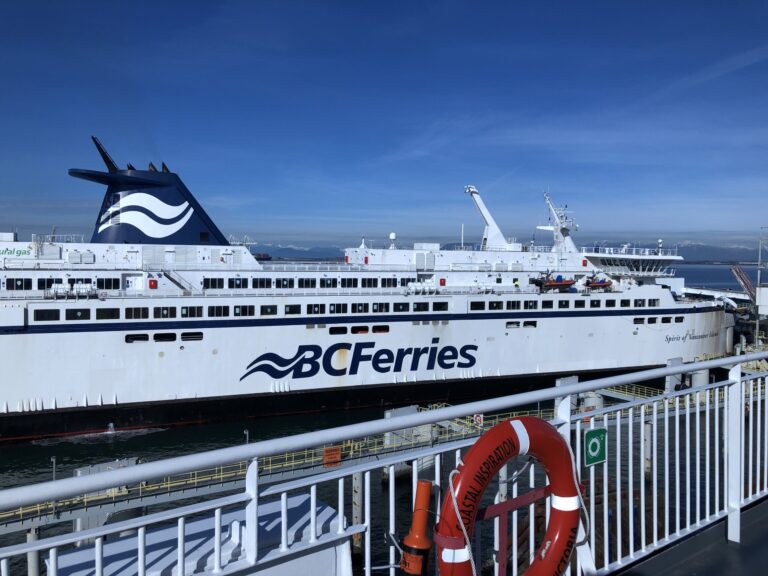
[0,140,735,439]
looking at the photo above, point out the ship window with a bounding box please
[542,300,554,309]
[351,325,369,334]
[306,304,326,315]
[432,302,448,312]
[181,306,203,318]
[253,277,272,289]
[125,334,149,343]
[606,300,616,308]
[506,321,520,328]
[231,305,253,317]
[489,301,503,310]
[126,307,149,319]
[259,305,277,316]
[523,321,537,328]
[400,277,416,287]
[648,317,658,324]
[96,308,120,320]
[67,278,92,287]
[37,278,62,290]
[203,277,224,290]
[372,325,389,333]
[373,302,390,313]
[6,278,33,290]
[329,326,347,335]
[153,333,177,342]
[154,306,177,319]
[470,301,486,311]
[381,278,398,288]
[662,317,672,324]
[276,278,295,289]
[34,309,60,321]
[649,299,660,307]
[634,299,646,307]
[341,278,358,288]
[352,303,369,313]
[66,308,90,321]
[298,278,317,289]
[394,302,410,312]
[524,300,538,310]
[558,300,570,309]
[228,277,246,289]
[413,303,429,312]
[574,300,586,309]
[675,316,684,323]
[506,301,521,310]
[320,278,338,289]
[362,278,378,288]
[633,318,645,324]
[181,332,204,341]
[207,305,230,317]
[285,304,301,315]
[96,278,121,290]
[621,299,631,307]
[590,300,601,308]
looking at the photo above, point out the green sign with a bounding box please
[584,428,607,467]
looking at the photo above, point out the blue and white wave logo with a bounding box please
[241,339,478,381]
[98,193,195,239]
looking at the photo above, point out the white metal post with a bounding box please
[244,457,259,563]
[727,364,743,543]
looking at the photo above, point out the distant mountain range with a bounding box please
[249,241,759,263]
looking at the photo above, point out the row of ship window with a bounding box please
[32,301,452,322]
[31,296,665,323]
[125,332,204,343]
[469,298,661,311]
[4,278,121,290]
[204,277,417,290]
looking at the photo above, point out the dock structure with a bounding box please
[1,352,768,575]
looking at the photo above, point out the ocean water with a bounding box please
[676,263,757,291]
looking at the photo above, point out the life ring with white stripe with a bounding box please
[434,416,581,576]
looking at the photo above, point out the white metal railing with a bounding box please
[581,246,679,257]
[1,352,767,576]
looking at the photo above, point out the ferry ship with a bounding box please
[0,138,734,440]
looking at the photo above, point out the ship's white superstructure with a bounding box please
[0,139,734,439]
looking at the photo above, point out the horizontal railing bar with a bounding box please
[259,437,477,496]
[2,351,766,511]
[0,493,249,559]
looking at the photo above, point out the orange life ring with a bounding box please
[434,416,581,576]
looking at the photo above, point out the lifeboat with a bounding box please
[534,274,576,291]
[585,276,612,289]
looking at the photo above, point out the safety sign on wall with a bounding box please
[584,428,607,467]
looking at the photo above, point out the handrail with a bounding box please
[1,351,766,511]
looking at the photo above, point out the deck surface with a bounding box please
[621,497,768,575]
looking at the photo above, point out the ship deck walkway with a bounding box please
[622,497,768,575]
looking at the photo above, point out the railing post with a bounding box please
[555,376,596,575]
[727,364,743,543]
[24,528,40,576]
[244,457,259,563]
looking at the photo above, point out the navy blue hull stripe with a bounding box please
[1,306,723,335]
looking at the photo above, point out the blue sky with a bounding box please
[0,1,766,247]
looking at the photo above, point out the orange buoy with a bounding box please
[434,416,581,576]
[400,479,433,575]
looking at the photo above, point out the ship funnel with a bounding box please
[70,137,229,246]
